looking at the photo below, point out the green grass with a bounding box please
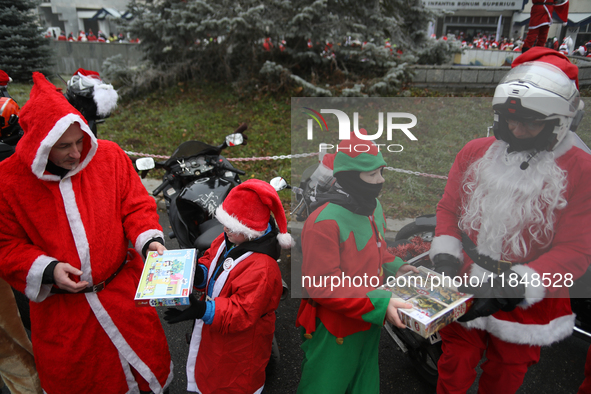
[8,79,591,220]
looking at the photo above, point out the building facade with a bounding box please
[37,0,133,37]
[424,0,591,48]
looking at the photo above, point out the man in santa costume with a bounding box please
[522,0,569,53]
[164,179,290,394]
[430,47,591,393]
[295,130,417,394]
[0,72,173,394]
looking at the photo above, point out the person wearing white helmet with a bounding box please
[429,47,591,393]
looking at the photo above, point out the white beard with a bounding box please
[459,140,567,261]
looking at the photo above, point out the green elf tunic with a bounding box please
[296,199,404,394]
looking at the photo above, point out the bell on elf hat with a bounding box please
[215,179,294,249]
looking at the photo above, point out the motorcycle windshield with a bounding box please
[167,141,219,163]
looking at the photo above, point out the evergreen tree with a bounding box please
[118,0,443,96]
[0,0,53,82]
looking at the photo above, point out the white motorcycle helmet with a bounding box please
[492,61,584,152]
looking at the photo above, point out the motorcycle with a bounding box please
[135,124,248,255]
[136,126,289,367]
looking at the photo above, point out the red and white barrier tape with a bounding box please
[125,150,447,180]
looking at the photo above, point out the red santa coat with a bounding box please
[187,233,282,394]
[530,0,569,29]
[0,113,172,393]
[430,133,591,346]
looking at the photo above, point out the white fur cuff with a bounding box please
[429,235,463,261]
[511,264,546,307]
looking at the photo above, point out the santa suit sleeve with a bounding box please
[511,149,591,305]
[0,190,56,300]
[114,145,164,256]
[209,254,282,334]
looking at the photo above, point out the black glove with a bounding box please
[432,253,461,277]
[163,294,207,324]
[457,269,525,322]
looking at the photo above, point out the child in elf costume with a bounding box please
[164,179,292,394]
[296,130,417,393]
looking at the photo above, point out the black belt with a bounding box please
[50,253,130,294]
[461,232,513,275]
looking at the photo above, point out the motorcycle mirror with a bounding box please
[225,133,244,147]
[270,177,290,191]
[136,157,155,171]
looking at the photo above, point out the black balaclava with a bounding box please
[334,170,383,216]
[495,116,559,153]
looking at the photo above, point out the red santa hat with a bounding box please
[215,179,294,248]
[513,46,579,89]
[0,70,11,87]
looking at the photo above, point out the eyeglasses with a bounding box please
[506,118,546,132]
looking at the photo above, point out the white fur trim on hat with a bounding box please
[215,206,265,240]
[277,232,295,249]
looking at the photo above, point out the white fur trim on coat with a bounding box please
[135,229,165,258]
[26,255,56,302]
[463,313,575,346]
[215,206,265,240]
[511,264,546,307]
[32,113,96,181]
[429,235,464,261]
[86,293,171,393]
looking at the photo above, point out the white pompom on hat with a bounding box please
[70,68,118,117]
[215,179,295,249]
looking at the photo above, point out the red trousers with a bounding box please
[579,345,591,394]
[437,322,541,394]
[523,25,549,51]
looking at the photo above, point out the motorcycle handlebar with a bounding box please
[152,178,171,196]
[233,123,248,134]
[221,164,245,176]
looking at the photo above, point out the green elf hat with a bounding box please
[332,128,387,175]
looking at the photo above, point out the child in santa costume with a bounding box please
[295,130,416,394]
[430,47,591,393]
[0,72,172,394]
[164,179,290,394]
